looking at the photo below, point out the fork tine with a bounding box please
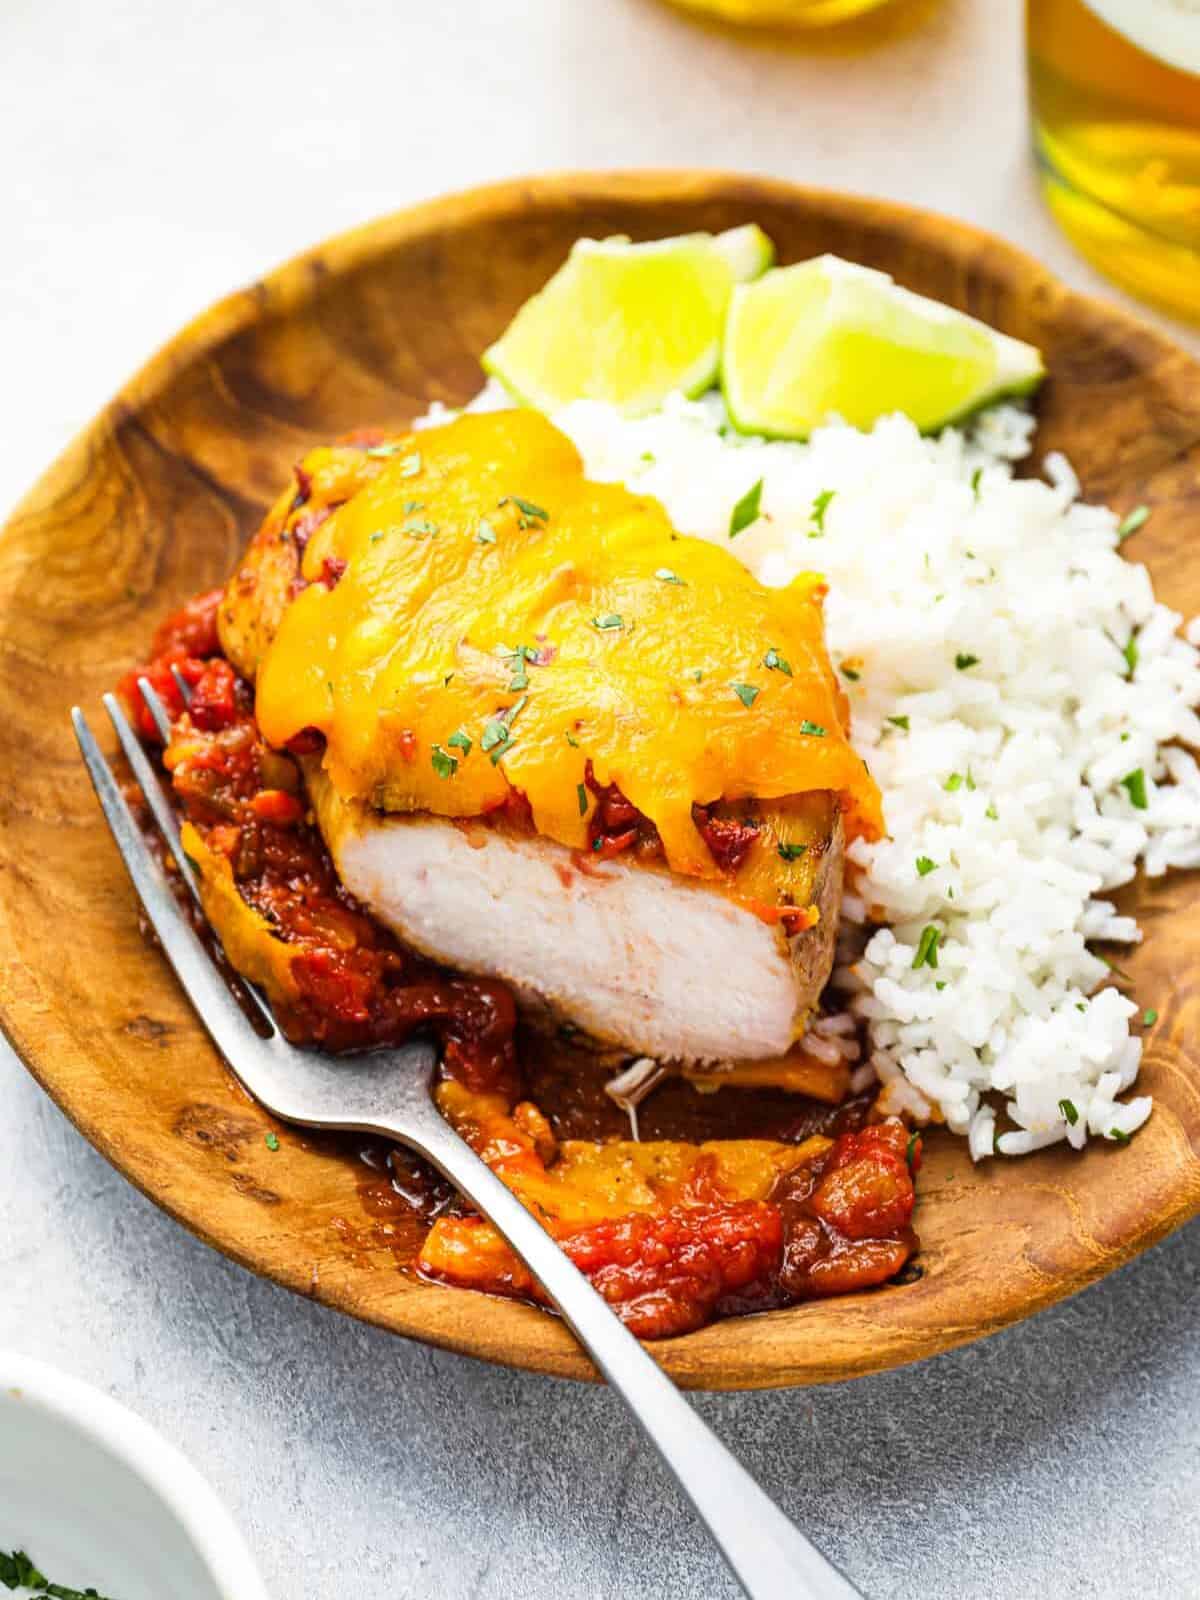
[71,707,278,1062]
[102,692,202,908]
[136,675,174,745]
[132,681,279,1033]
[169,664,193,706]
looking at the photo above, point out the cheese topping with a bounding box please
[245,409,881,886]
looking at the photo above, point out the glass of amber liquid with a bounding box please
[1028,0,1200,323]
[668,0,894,24]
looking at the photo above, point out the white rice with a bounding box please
[434,383,1200,1157]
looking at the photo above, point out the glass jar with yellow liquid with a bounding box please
[668,0,894,24]
[1028,0,1200,323]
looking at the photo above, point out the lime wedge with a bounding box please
[722,255,1044,439]
[483,226,774,416]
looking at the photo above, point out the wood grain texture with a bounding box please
[2,172,1199,1390]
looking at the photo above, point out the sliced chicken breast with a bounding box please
[314,780,843,1065]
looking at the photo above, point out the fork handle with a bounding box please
[393,1110,864,1600]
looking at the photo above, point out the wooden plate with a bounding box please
[3,173,1199,1390]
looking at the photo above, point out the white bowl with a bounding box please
[0,1352,269,1599]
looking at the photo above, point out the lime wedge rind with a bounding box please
[482,226,774,418]
[720,255,1045,441]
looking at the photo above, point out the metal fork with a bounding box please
[72,685,864,1600]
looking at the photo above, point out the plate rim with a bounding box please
[4,169,1200,1389]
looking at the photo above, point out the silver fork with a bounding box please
[72,684,864,1600]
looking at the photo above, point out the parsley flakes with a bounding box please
[1117,504,1149,542]
[799,720,826,737]
[777,842,807,862]
[577,783,588,816]
[591,613,624,631]
[431,744,458,779]
[654,567,685,585]
[809,488,835,536]
[476,518,498,545]
[915,855,937,877]
[955,652,980,671]
[729,478,764,538]
[0,1548,115,1599]
[500,494,549,527]
[1121,768,1148,809]
[265,1131,280,1152]
[731,682,760,708]
[887,715,910,731]
[763,648,792,677]
[1058,1098,1079,1126]
[912,925,942,970]
[447,729,472,756]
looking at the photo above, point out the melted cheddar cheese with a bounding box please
[236,409,881,889]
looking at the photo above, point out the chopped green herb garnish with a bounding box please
[970,466,983,497]
[777,842,807,862]
[565,730,580,748]
[912,924,942,970]
[763,648,793,677]
[955,653,980,671]
[888,715,910,731]
[944,772,963,792]
[905,1131,920,1167]
[1110,1127,1132,1145]
[577,782,588,816]
[839,663,860,682]
[481,695,527,764]
[729,478,764,538]
[399,452,422,477]
[1122,634,1138,677]
[507,495,549,522]
[1144,1008,1159,1026]
[476,518,497,545]
[447,729,472,756]
[1121,768,1148,809]
[501,644,538,692]
[431,744,458,779]
[265,1131,280,1151]
[592,613,624,631]
[691,669,703,683]
[986,801,999,820]
[639,451,656,464]
[1058,1098,1078,1126]
[1076,1002,1087,1012]
[809,488,835,535]
[403,500,424,514]
[1117,504,1150,541]
[403,517,439,538]
[654,567,685,585]
[966,768,977,791]
[935,980,947,991]
[799,720,827,736]
[731,682,760,708]
[0,1548,115,1598]
[915,855,937,877]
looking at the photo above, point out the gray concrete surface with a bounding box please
[3,0,1199,1595]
